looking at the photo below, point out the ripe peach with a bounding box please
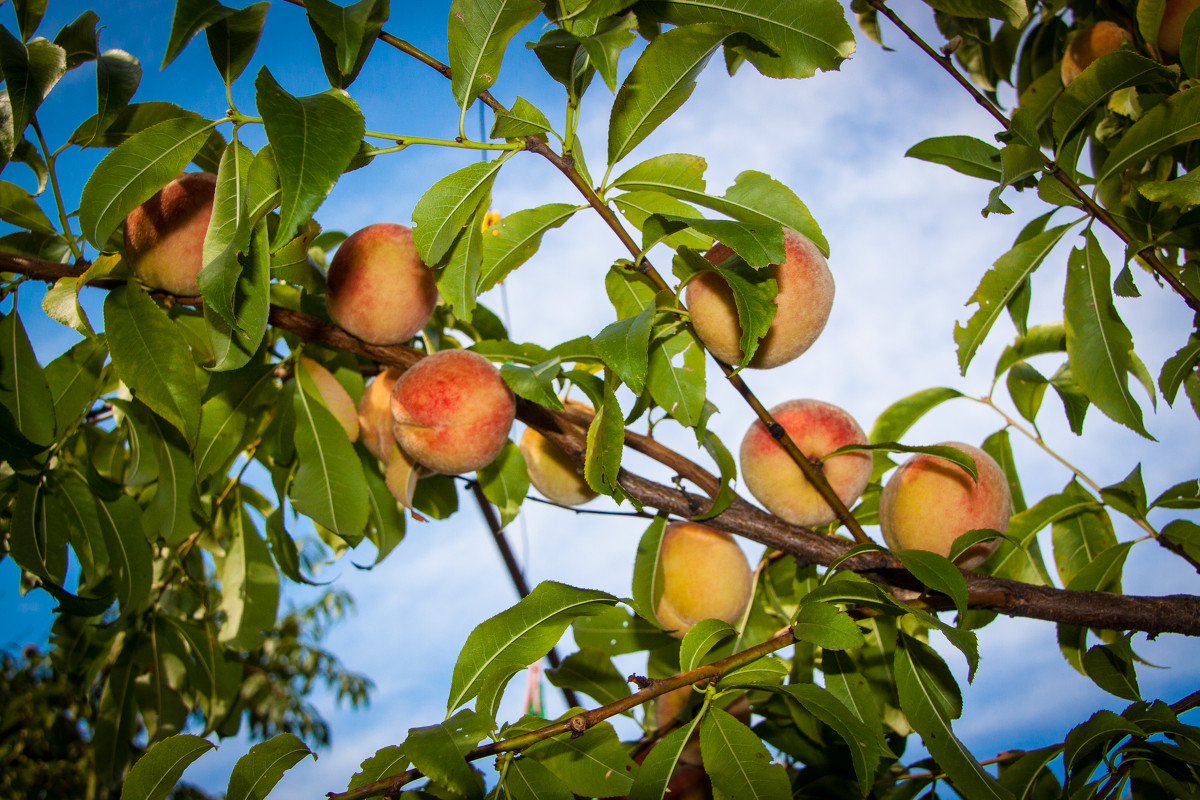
[740,399,871,527]
[390,349,515,475]
[326,223,439,345]
[685,228,834,369]
[519,399,597,506]
[298,356,359,442]
[655,522,753,638]
[358,367,402,461]
[1060,21,1130,86]
[878,442,1012,568]
[1158,0,1200,57]
[123,171,216,295]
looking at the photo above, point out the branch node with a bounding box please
[568,714,589,738]
[627,673,653,689]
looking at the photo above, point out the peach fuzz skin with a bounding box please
[389,349,515,475]
[879,441,1012,569]
[519,399,597,506]
[123,172,217,296]
[655,522,753,639]
[1159,0,1200,57]
[1060,21,1130,86]
[740,399,871,527]
[326,223,439,345]
[358,367,402,461]
[685,228,833,369]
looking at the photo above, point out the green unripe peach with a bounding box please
[879,442,1012,568]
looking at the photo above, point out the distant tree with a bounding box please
[1,0,1199,799]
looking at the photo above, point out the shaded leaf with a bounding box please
[226,733,314,800]
[478,439,529,528]
[906,135,1001,182]
[121,734,215,800]
[206,1,269,85]
[699,706,791,800]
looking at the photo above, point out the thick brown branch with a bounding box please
[8,252,1200,638]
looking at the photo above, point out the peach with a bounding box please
[123,171,216,295]
[1060,21,1130,86]
[1158,0,1200,57]
[519,399,597,506]
[655,522,753,638]
[739,399,871,528]
[389,349,515,475]
[359,367,402,461]
[298,356,359,442]
[685,228,834,369]
[878,441,1012,568]
[326,223,439,345]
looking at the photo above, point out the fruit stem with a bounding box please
[864,0,1200,314]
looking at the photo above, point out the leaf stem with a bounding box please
[31,117,83,261]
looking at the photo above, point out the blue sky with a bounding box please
[3,0,1199,795]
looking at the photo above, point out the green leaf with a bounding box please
[545,647,632,708]
[979,485,1097,584]
[405,709,487,800]
[291,363,370,540]
[94,654,138,784]
[608,23,728,165]
[217,502,280,650]
[614,191,712,251]
[1100,464,1148,521]
[0,309,56,447]
[448,0,543,112]
[205,1,269,85]
[994,322,1066,379]
[923,0,1026,26]
[143,413,197,545]
[347,746,410,791]
[521,717,638,797]
[573,605,664,655]
[627,713,704,800]
[225,733,314,800]
[96,49,141,138]
[15,0,47,40]
[53,9,100,68]
[195,362,275,480]
[780,684,880,795]
[906,135,1001,182]
[681,247,779,366]
[255,67,364,245]
[121,734,215,800]
[1051,51,1172,145]
[200,139,254,327]
[97,493,153,617]
[440,194,490,321]
[499,357,562,409]
[700,706,791,800]
[48,469,110,580]
[594,304,655,395]
[1161,520,1200,564]
[490,95,553,138]
[605,264,660,320]
[78,116,215,249]
[695,426,737,520]
[306,0,387,88]
[1065,541,1132,593]
[0,179,56,234]
[895,634,1014,800]
[628,515,667,628]
[1160,338,1200,405]
[656,216,785,266]
[103,284,202,445]
[868,387,965,482]
[679,618,736,671]
[446,581,618,714]
[577,11,637,91]
[478,203,575,291]
[793,600,865,650]
[163,0,235,68]
[413,158,505,266]
[894,549,969,619]
[1063,231,1151,438]
[1062,710,1144,795]
[478,439,529,528]
[640,0,854,79]
[1083,636,1141,702]
[1051,483,1117,586]
[1098,85,1200,188]
[614,159,827,255]
[955,224,1074,375]
[0,30,66,156]
[205,214,270,371]
[647,329,705,427]
[505,757,573,800]
[584,373,625,498]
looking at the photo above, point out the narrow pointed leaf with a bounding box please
[479,203,576,292]
[413,158,505,266]
[478,439,529,528]
[225,733,314,800]
[206,1,269,84]
[1052,51,1172,145]
[593,304,655,394]
[121,734,215,800]
[448,0,543,112]
[906,135,1001,182]
[699,707,791,800]
[1097,85,1200,187]
[163,0,234,68]
[628,713,704,800]
[217,502,280,650]
[0,309,56,447]
[447,581,618,713]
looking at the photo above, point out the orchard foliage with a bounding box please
[1,0,1200,798]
